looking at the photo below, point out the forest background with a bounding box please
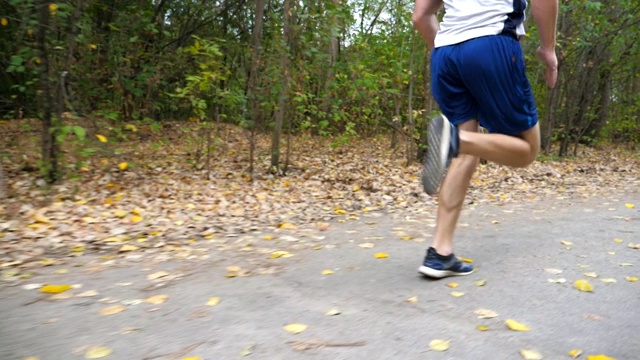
[0,1,638,262]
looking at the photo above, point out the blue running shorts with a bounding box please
[431,34,538,135]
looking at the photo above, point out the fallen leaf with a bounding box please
[147,271,169,280]
[240,345,254,357]
[271,251,293,258]
[181,357,201,360]
[50,293,73,300]
[450,291,465,297]
[322,269,335,275]
[569,349,583,359]
[145,294,168,305]
[99,305,126,315]
[131,216,143,223]
[226,266,241,272]
[283,323,308,334]
[24,357,40,360]
[614,238,623,243]
[625,276,638,282]
[620,263,633,267]
[587,355,617,360]
[85,346,113,359]
[325,308,341,316]
[118,162,128,171]
[475,309,499,319]
[625,203,635,209]
[476,325,489,331]
[206,297,221,306]
[96,134,108,143]
[505,319,531,331]
[548,278,567,284]
[428,339,450,352]
[520,349,543,360]
[474,279,487,286]
[628,243,640,249]
[263,235,274,241]
[561,240,573,247]
[406,296,418,303]
[601,278,616,284]
[447,282,459,288]
[574,279,594,292]
[113,210,128,218]
[77,290,99,297]
[459,257,473,263]
[374,252,389,259]
[584,272,598,278]
[279,222,297,230]
[119,244,138,252]
[358,243,374,249]
[544,268,563,275]
[40,284,72,294]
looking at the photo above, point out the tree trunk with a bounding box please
[270,0,292,174]
[247,0,265,178]
[37,0,59,183]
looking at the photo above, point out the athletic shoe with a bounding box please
[421,113,459,195]
[418,247,474,278]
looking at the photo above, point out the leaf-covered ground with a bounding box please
[1,120,638,271]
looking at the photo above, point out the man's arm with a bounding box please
[412,0,443,49]
[531,0,559,88]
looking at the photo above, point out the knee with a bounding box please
[516,146,539,167]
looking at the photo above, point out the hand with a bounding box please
[537,46,558,88]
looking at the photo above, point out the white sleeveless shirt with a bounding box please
[434,0,528,48]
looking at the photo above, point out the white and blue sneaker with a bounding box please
[421,113,460,195]
[418,247,473,278]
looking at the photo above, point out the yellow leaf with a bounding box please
[24,357,40,360]
[270,251,293,258]
[584,272,598,278]
[625,276,638,282]
[226,266,241,272]
[85,346,112,359]
[283,323,307,334]
[428,339,450,352]
[118,162,128,171]
[406,296,418,303]
[459,257,473,263]
[601,278,616,284]
[185,203,196,210]
[55,269,68,274]
[124,124,138,132]
[569,349,583,359]
[335,209,346,215]
[614,238,623,243]
[359,243,375,249]
[574,279,594,292]
[620,263,633,266]
[353,185,360,191]
[99,305,126,315]
[520,349,543,360]
[131,208,143,215]
[1,18,8,26]
[96,134,108,143]
[72,245,85,252]
[263,235,274,241]
[33,214,50,223]
[119,244,138,252]
[89,44,97,50]
[475,308,499,319]
[131,216,143,223]
[374,252,389,259]
[206,297,221,306]
[40,258,56,266]
[114,210,128,218]
[476,325,489,331]
[174,220,185,226]
[587,355,617,360]
[505,319,531,331]
[322,269,335,275]
[561,240,573,246]
[40,284,72,294]
[447,282,459,288]
[475,279,487,286]
[145,294,169,305]
[625,203,635,209]
[49,4,59,11]
[279,222,297,229]
[450,291,465,297]
[181,358,202,360]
